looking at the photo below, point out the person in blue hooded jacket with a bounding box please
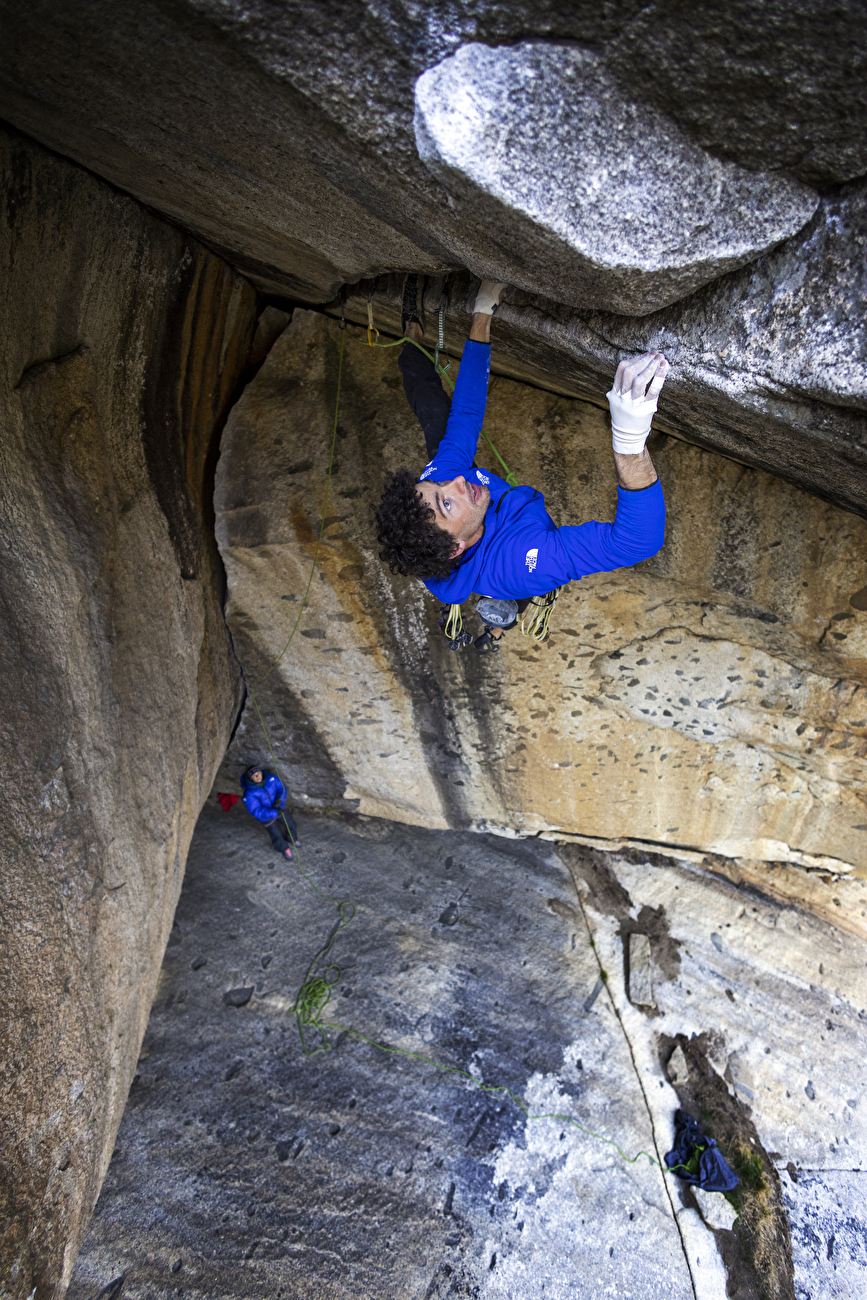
[375,276,669,652]
[241,766,299,858]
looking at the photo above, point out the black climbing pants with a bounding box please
[399,341,451,460]
[265,811,298,852]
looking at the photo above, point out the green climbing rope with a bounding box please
[241,314,659,1172]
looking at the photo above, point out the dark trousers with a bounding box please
[399,342,451,460]
[265,810,298,852]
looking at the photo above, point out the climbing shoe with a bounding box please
[401,273,426,337]
[474,629,501,653]
[476,596,518,630]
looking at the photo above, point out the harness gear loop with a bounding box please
[521,587,561,642]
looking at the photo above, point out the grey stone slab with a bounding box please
[415,42,818,315]
[69,804,695,1300]
[628,934,656,1009]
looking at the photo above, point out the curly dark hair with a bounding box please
[375,467,458,580]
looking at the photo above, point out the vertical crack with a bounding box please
[565,862,699,1300]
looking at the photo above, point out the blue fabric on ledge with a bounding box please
[665,1109,740,1193]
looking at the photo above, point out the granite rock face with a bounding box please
[415,42,818,314]
[604,0,867,186]
[0,1,865,513]
[215,311,867,874]
[0,127,257,1298]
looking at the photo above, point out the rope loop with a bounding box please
[521,588,561,642]
[444,603,463,640]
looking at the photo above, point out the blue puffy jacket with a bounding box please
[419,341,666,604]
[241,770,286,823]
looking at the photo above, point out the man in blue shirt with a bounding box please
[375,277,669,651]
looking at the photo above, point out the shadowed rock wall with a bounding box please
[216,311,867,877]
[0,127,258,1298]
[0,1,865,515]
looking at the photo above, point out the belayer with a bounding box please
[241,765,300,858]
[375,277,669,651]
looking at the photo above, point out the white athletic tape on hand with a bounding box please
[606,386,659,455]
[473,279,509,316]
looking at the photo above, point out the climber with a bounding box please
[241,765,300,858]
[374,275,669,651]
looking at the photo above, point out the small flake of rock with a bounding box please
[693,1186,738,1233]
[667,1044,689,1086]
[628,933,656,1008]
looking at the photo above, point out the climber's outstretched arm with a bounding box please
[418,280,508,481]
[479,349,671,598]
[608,351,669,490]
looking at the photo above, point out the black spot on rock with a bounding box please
[222,986,254,1008]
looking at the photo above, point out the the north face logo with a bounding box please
[476,470,490,485]
[525,548,538,572]
[419,464,436,481]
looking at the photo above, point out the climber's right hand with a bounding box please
[472,279,509,316]
[606,351,670,456]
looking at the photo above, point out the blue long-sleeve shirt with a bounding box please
[419,342,665,604]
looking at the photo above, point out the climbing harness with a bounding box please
[240,308,657,1170]
[521,587,561,642]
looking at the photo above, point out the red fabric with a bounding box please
[218,792,239,811]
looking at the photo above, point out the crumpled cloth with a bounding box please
[217,792,239,811]
[665,1109,739,1193]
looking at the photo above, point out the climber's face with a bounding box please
[417,475,490,556]
[249,769,264,784]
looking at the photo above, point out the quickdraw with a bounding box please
[366,278,380,346]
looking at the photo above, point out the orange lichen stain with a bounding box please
[285,499,392,675]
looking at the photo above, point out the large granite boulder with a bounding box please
[215,311,867,875]
[415,42,818,314]
[0,126,257,1299]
